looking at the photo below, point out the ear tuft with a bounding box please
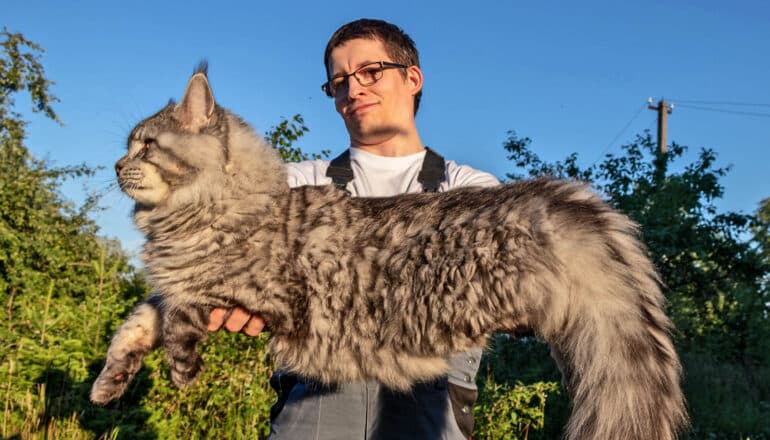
[174,72,216,132]
[194,60,208,76]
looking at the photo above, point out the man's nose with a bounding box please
[345,75,366,97]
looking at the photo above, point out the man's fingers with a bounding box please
[208,306,263,336]
[243,316,265,337]
[223,306,251,332]
[208,308,227,331]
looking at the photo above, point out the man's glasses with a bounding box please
[321,61,408,98]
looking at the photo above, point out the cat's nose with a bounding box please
[115,158,126,175]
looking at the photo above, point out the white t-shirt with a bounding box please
[286,147,500,196]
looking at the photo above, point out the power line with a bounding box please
[604,103,647,151]
[670,99,770,108]
[645,113,657,130]
[588,114,658,168]
[590,102,647,165]
[675,103,770,118]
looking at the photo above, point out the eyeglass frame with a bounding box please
[321,61,409,98]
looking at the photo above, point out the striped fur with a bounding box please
[93,70,688,439]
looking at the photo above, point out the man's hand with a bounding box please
[208,306,265,337]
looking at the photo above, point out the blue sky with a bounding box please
[6,0,770,259]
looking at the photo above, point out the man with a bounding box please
[209,18,499,439]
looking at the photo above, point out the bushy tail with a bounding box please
[540,206,688,440]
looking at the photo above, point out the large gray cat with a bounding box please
[91,66,688,440]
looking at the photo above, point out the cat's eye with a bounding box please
[138,138,156,157]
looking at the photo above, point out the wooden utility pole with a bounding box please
[648,98,673,153]
[648,98,674,187]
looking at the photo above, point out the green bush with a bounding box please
[473,377,559,440]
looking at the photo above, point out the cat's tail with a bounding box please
[90,295,162,405]
[534,186,688,440]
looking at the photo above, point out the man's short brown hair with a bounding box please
[324,18,422,114]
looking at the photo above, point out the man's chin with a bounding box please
[347,123,404,143]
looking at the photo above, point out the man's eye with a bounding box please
[359,66,382,80]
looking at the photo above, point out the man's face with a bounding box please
[327,38,422,146]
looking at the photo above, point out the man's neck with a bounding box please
[353,144,425,157]
[349,129,425,157]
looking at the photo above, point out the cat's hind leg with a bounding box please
[162,304,209,387]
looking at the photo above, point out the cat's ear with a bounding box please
[174,73,216,132]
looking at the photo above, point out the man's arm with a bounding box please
[208,159,331,336]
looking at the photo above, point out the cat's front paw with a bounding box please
[91,297,161,404]
[90,352,144,405]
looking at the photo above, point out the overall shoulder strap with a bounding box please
[325,150,354,191]
[417,147,446,192]
[326,147,447,193]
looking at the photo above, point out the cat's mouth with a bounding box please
[118,181,147,192]
[117,178,169,206]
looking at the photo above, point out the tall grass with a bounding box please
[682,351,770,440]
[3,344,770,438]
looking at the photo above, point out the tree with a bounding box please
[1,27,338,438]
[0,28,59,142]
[500,129,770,438]
[0,29,152,438]
[266,113,329,162]
[504,130,767,354]
[753,198,770,271]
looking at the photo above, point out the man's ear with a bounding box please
[406,65,424,96]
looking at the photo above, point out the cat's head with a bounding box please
[115,65,229,207]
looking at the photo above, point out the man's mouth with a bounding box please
[348,102,377,117]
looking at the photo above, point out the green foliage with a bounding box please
[131,333,274,439]
[753,197,770,274]
[681,351,770,439]
[504,131,593,183]
[1,29,150,438]
[474,336,561,440]
[0,31,312,439]
[477,335,570,440]
[266,114,329,163]
[505,130,768,352]
[473,377,558,440]
[503,129,770,438]
[0,28,60,145]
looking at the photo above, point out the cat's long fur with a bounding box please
[92,68,688,440]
